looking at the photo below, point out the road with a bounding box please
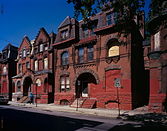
[0,105,166,131]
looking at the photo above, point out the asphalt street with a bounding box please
[0,105,166,131]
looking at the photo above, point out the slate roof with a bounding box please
[58,16,71,29]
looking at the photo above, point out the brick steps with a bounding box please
[17,96,29,103]
[70,98,86,108]
[82,98,97,109]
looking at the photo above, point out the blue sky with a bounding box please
[0,0,151,50]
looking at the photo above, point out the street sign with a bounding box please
[114,78,121,88]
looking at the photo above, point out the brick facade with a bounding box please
[0,9,166,112]
[147,12,167,112]
[53,11,146,110]
[12,28,55,104]
[0,44,18,100]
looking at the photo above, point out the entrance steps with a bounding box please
[17,96,30,103]
[70,98,86,108]
[82,98,97,109]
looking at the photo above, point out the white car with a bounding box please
[0,96,9,104]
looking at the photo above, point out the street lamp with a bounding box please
[36,83,37,107]
[76,80,80,111]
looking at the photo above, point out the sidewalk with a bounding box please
[8,101,149,118]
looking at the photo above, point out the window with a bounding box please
[34,48,38,54]
[61,52,69,66]
[36,79,41,86]
[91,20,98,35]
[34,60,38,71]
[44,57,48,69]
[18,64,22,73]
[61,30,68,39]
[17,81,21,92]
[60,76,70,91]
[108,46,119,57]
[106,12,115,25]
[26,62,30,69]
[44,45,48,51]
[87,44,94,61]
[22,49,26,58]
[78,47,84,63]
[154,31,160,51]
[39,44,44,52]
[83,27,89,38]
[3,66,7,74]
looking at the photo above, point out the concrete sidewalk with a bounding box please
[8,101,149,118]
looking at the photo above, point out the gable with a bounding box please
[19,36,31,52]
[58,16,71,29]
[34,28,50,46]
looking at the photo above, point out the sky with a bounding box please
[0,0,151,51]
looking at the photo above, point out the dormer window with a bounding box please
[83,27,89,38]
[61,29,68,39]
[106,12,116,25]
[39,44,44,52]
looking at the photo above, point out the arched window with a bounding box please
[17,81,21,92]
[61,52,69,66]
[44,57,48,69]
[108,46,119,57]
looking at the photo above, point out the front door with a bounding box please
[81,81,88,97]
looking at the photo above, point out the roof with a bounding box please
[58,16,71,29]
[2,43,17,51]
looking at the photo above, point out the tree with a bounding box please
[67,0,145,26]
[149,0,167,18]
[147,0,167,33]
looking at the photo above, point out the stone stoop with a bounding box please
[82,98,97,109]
[70,98,86,108]
[17,96,29,103]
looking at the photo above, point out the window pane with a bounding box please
[62,52,69,65]
[26,62,30,68]
[44,58,48,69]
[61,77,65,84]
[66,77,70,84]
[35,60,38,71]
[108,46,119,57]
[40,44,43,52]
[66,85,70,89]
[61,85,65,89]
[23,50,26,57]
[88,45,94,61]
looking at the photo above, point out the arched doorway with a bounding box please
[23,77,33,96]
[75,73,97,98]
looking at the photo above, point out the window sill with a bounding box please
[106,55,120,64]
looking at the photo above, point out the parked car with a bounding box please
[0,96,9,105]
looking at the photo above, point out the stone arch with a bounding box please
[22,76,33,96]
[104,35,119,49]
[21,75,34,86]
[73,69,100,86]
